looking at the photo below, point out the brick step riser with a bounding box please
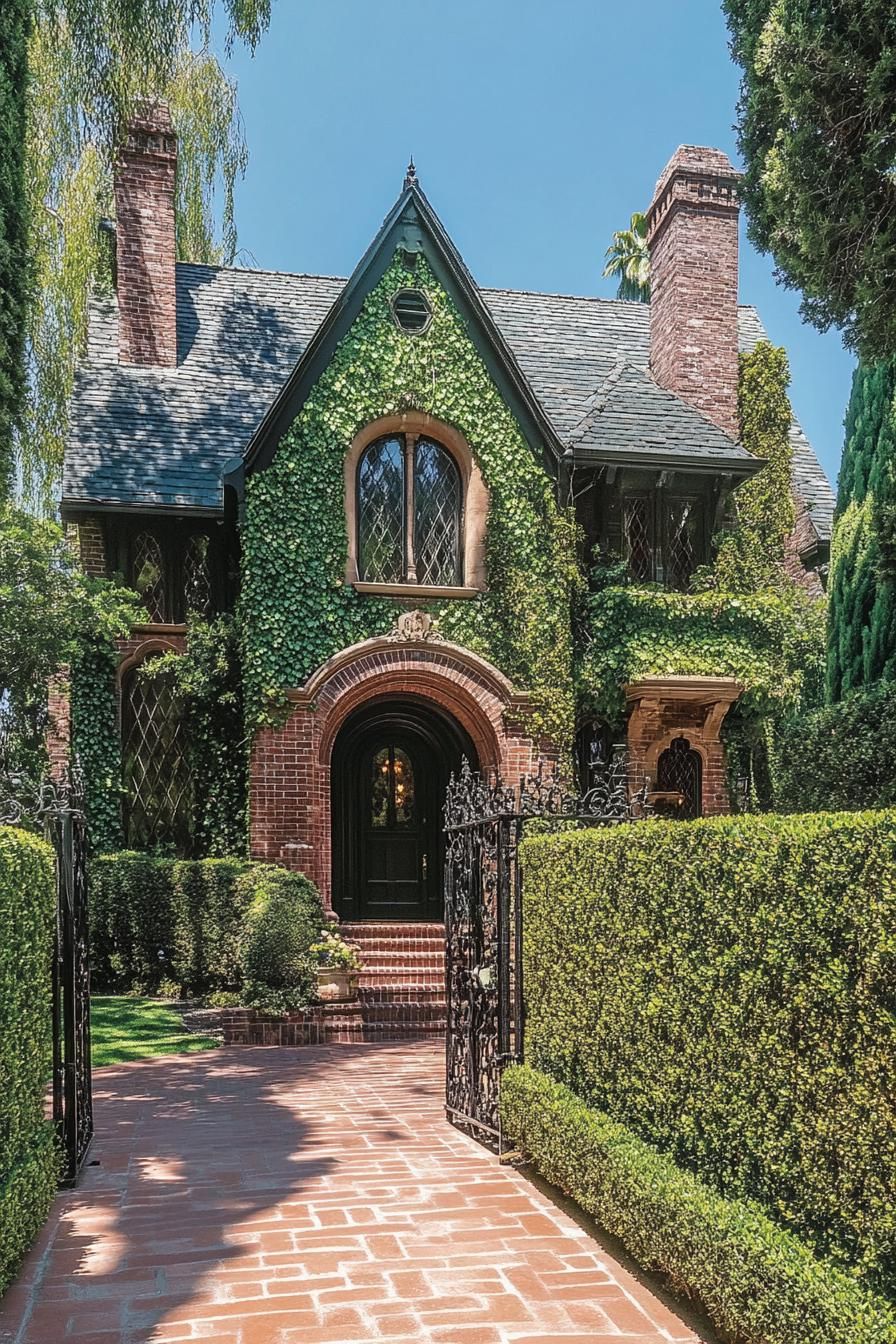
[358,987,445,1005]
[340,922,445,938]
[344,937,445,950]
[354,955,445,968]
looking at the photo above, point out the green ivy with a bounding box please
[578,340,825,782]
[578,579,824,727]
[241,254,579,747]
[70,640,123,854]
[152,615,248,857]
[702,342,796,594]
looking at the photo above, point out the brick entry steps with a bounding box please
[222,922,447,1047]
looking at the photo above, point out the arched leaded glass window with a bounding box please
[132,531,166,622]
[358,437,405,583]
[121,659,193,854]
[357,433,463,586]
[415,438,461,585]
[656,736,703,819]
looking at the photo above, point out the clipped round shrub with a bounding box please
[238,868,325,1013]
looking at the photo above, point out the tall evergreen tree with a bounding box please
[826,361,896,700]
[723,0,896,359]
[0,0,31,500]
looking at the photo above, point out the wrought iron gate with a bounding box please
[1,768,94,1185]
[443,754,649,1144]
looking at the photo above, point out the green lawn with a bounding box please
[90,996,219,1067]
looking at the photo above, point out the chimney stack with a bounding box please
[646,146,741,439]
[114,101,177,366]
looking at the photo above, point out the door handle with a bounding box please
[422,853,428,879]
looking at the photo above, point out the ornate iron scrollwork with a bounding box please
[443,752,651,1147]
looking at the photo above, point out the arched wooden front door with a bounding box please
[331,699,477,921]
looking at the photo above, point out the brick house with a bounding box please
[62,107,833,936]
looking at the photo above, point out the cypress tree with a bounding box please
[826,361,896,700]
[0,0,31,499]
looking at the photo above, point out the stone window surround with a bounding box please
[343,412,489,597]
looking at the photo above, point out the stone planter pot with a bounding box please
[316,966,359,1002]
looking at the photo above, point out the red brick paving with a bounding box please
[0,1044,710,1343]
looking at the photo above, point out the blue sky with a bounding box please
[221,0,853,489]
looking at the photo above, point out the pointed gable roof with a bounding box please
[226,176,564,491]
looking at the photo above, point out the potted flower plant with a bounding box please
[311,930,362,1002]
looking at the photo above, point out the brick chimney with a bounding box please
[646,146,742,439]
[114,101,177,366]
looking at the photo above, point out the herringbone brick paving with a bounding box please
[0,1043,710,1343]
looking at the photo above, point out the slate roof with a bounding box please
[63,262,835,542]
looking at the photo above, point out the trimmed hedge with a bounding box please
[501,1067,896,1344]
[0,827,58,1294]
[519,813,896,1297]
[240,866,322,1012]
[90,853,324,997]
[774,682,896,812]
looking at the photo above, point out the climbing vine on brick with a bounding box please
[70,641,123,854]
[241,254,580,746]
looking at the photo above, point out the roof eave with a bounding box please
[570,447,764,477]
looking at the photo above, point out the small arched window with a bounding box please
[656,736,703,819]
[357,433,462,586]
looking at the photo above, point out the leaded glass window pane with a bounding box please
[132,531,166,622]
[184,533,212,616]
[358,437,404,583]
[656,736,703,819]
[623,496,653,581]
[122,661,193,853]
[666,498,701,591]
[414,438,461,585]
[368,744,416,827]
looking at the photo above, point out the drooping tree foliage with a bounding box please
[0,0,31,501]
[826,360,896,701]
[0,504,138,784]
[724,0,896,359]
[21,0,272,508]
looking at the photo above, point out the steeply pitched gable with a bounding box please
[227,172,563,492]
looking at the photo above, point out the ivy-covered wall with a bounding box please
[241,253,579,747]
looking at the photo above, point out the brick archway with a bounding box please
[249,633,549,909]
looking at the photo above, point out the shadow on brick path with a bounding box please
[0,1042,715,1344]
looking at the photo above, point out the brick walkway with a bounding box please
[0,1043,709,1344]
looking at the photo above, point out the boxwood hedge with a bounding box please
[519,812,896,1298]
[0,826,58,1294]
[773,682,896,812]
[501,1066,896,1344]
[90,853,324,997]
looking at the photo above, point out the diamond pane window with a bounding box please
[184,533,212,616]
[666,498,701,590]
[358,437,405,583]
[122,661,193,853]
[132,531,167,622]
[415,438,461,585]
[623,496,653,581]
[656,736,703,819]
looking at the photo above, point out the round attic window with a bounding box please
[390,288,432,334]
